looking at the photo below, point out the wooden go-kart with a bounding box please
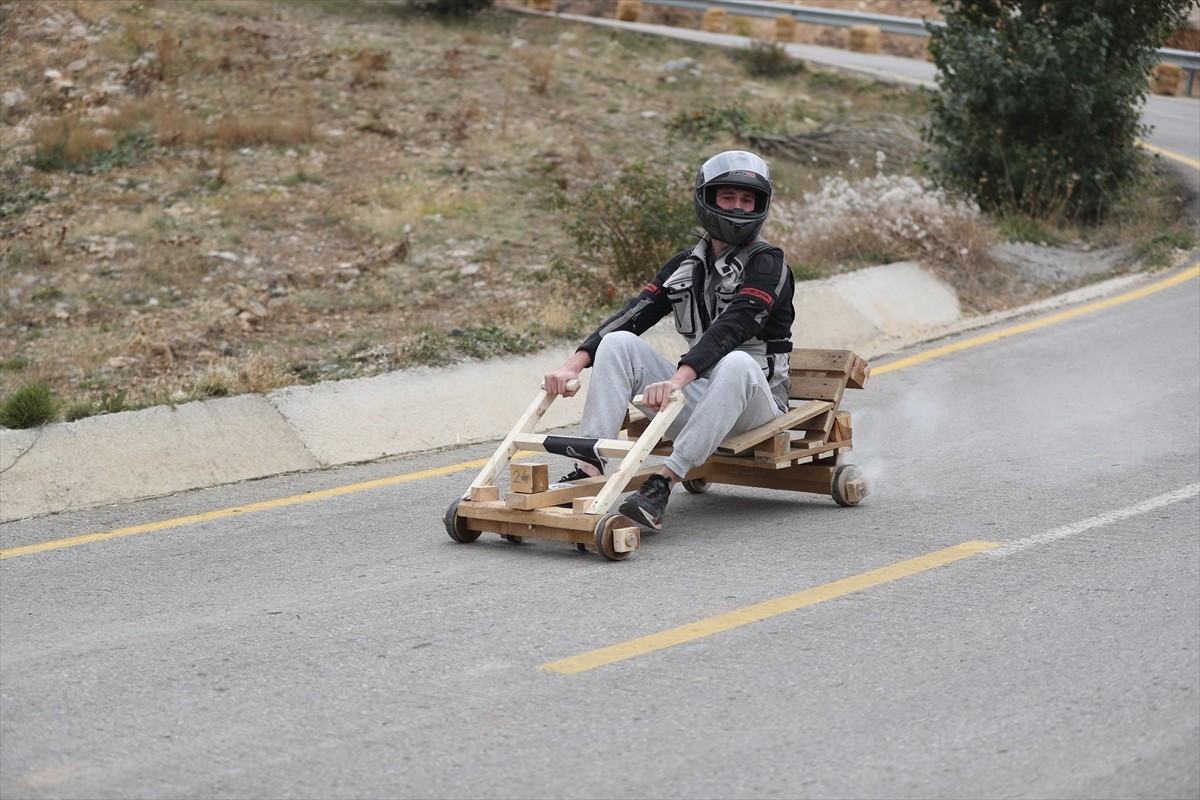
[443,348,870,561]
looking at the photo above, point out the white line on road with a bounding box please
[986,483,1200,558]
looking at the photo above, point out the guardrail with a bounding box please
[637,0,1199,92]
[643,0,931,36]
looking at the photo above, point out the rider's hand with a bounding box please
[543,368,580,397]
[642,379,684,412]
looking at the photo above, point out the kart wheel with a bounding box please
[682,478,710,494]
[444,498,482,542]
[831,464,868,507]
[594,513,633,561]
[502,534,524,544]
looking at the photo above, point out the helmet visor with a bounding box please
[698,150,770,184]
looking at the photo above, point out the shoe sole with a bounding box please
[619,499,663,531]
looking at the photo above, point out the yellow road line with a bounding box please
[874,265,1199,376]
[4,266,1197,559]
[539,540,1001,675]
[0,458,490,559]
[1138,139,1200,170]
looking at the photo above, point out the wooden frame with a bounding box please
[444,349,870,561]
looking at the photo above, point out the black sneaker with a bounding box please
[619,474,671,530]
[558,463,593,483]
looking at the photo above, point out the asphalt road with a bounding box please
[2,265,1197,799]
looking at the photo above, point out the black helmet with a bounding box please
[693,150,772,246]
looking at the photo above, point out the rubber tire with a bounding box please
[831,464,865,507]
[682,478,710,494]
[594,513,631,562]
[444,497,482,542]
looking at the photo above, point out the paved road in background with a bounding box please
[2,265,1196,798]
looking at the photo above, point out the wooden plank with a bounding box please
[716,400,833,454]
[702,463,835,494]
[788,376,846,402]
[831,411,853,444]
[707,441,849,468]
[511,433,634,458]
[458,500,598,531]
[789,349,854,374]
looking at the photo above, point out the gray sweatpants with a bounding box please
[581,331,783,478]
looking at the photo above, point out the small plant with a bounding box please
[195,368,234,398]
[350,48,390,87]
[518,47,556,95]
[65,401,97,422]
[31,116,111,172]
[1131,229,1197,269]
[731,16,755,37]
[398,324,539,366]
[100,390,129,414]
[0,185,52,218]
[30,112,154,173]
[668,104,749,141]
[211,113,314,149]
[736,40,805,79]
[996,214,1065,246]
[0,382,63,428]
[0,356,29,371]
[413,0,495,19]
[282,172,323,187]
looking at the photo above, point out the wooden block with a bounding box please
[831,411,852,443]
[774,14,796,41]
[615,0,642,22]
[469,485,500,502]
[613,525,640,553]
[847,25,882,54]
[755,432,791,463]
[847,354,870,389]
[572,496,596,514]
[1152,63,1183,96]
[701,8,728,33]
[510,462,549,494]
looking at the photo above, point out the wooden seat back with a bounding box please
[786,349,870,440]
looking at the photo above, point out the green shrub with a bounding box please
[0,382,63,428]
[736,40,805,79]
[925,0,1193,222]
[545,161,696,287]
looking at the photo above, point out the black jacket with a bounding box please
[577,237,795,406]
